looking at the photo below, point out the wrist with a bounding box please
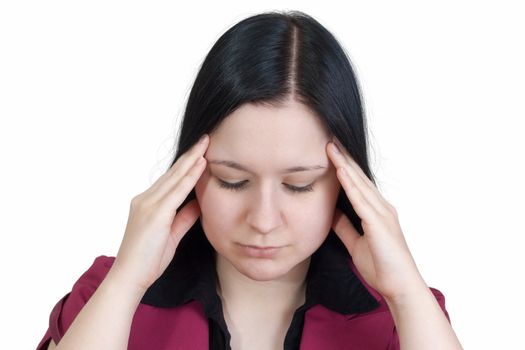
[105,266,149,298]
[383,279,431,309]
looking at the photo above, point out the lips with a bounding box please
[241,244,281,249]
[238,244,284,258]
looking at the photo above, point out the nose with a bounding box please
[245,184,284,234]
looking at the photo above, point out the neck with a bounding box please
[214,252,310,315]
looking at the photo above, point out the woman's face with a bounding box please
[194,100,341,281]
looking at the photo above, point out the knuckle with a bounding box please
[388,203,398,217]
[384,208,398,222]
[179,172,196,188]
[176,149,193,164]
[130,194,142,206]
[130,194,148,210]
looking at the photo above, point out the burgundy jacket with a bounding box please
[37,230,450,349]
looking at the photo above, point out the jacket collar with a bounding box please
[140,224,380,318]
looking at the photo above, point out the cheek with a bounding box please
[299,180,339,220]
[195,175,238,243]
[195,172,339,239]
[195,170,221,214]
[291,185,339,242]
[291,209,332,255]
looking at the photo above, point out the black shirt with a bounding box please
[140,226,380,349]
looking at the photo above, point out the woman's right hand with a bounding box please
[108,134,209,293]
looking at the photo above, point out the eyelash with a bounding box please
[217,179,315,194]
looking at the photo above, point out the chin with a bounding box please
[231,257,293,282]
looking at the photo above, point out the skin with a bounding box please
[327,138,463,349]
[194,99,341,347]
[193,98,463,349]
[50,131,211,350]
[48,98,462,350]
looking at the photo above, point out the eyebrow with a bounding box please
[208,159,327,174]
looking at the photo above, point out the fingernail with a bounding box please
[199,134,208,144]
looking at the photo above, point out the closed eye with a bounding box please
[216,179,315,193]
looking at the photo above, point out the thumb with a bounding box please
[332,207,360,257]
[170,198,201,243]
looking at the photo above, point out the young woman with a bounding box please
[37,10,463,350]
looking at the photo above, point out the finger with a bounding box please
[157,156,207,219]
[146,135,209,202]
[331,137,366,176]
[330,139,398,215]
[331,137,385,197]
[333,142,398,215]
[332,207,360,256]
[169,198,201,244]
[335,165,378,224]
[328,141,391,218]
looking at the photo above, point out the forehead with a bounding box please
[204,101,331,175]
[209,101,330,151]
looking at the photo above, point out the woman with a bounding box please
[37,10,463,350]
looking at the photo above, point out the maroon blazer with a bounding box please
[37,231,450,349]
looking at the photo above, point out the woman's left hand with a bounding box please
[326,137,428,303]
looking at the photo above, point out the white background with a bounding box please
[1,1,523,349]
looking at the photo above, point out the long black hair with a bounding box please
[172,10,376,245]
